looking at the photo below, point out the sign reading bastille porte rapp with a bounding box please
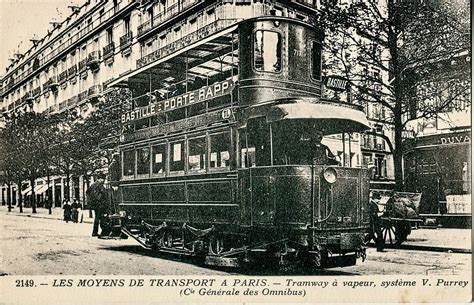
[121,79,234,124]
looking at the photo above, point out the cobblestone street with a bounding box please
[0,209,470,276]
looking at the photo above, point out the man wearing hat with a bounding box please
[368,191,385,252]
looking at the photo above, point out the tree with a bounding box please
[319,0,470,189]
[49,87,129,210]
[0,108,58,213]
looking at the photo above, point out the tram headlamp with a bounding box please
[322,167,338,184]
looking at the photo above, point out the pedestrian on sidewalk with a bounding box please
[71,199,80,223]
[63,199,72,223]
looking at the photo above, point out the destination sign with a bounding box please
[324,75,348,91]
[121,79,234,124]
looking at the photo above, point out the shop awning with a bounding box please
[34,184,49,194]
[21,183,48,195]
[248,98,370,134]
[21,186,32,196]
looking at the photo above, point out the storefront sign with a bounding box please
[440,134,470,145]
[121,79,234,124]
[414,130,471,147]
[324,75,348,91]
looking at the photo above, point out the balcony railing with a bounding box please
[120,31,133,49]
[361,140,386,151]
[68,65,78,78]
[59,100,67,111]
[32,87,42,98]
[103,42,115,59]
[48,76,58,89]
[78,59,88,72]
[67,96,79,108]
[88,85,103,98]
[87,51,101,68]
[137,0,200,37]
[21,92,33,103]
[137,18,239,68]
[78,90,89,102]
[3,0,137,96]
[43,79,52,89]
[58,70,69,83]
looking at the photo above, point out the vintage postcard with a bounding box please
[0,0,471,304]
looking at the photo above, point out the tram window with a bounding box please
[311,41,322,80]
[239,123,271,168]
[136,147,151,176]
[254,30,282,73]
[123,150,135,177]
[170,141,185,173]
[210,132,231,170]
[152,144,166,175]
[241,146,256,168]
[188,137,207,173]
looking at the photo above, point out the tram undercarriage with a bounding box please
[104,216,366,268]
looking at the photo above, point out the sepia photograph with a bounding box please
[0,0,471,303]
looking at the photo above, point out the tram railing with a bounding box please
[137,18,240,68]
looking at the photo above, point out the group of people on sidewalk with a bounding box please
[62,199,83,223]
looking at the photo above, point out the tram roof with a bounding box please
[249,99,371,134]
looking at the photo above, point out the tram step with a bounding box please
[205,255,240,267]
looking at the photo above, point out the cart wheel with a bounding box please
[382,223,409,245]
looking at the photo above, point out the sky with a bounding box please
[0,0,83,76]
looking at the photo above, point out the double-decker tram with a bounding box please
[108,16,371,268]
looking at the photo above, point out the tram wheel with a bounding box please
[162,231,174,248]
[209,236,225,255]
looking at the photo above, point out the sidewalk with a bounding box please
[0,205,95,224]
[404,227,471,250]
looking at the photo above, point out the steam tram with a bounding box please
[110,17,371,268]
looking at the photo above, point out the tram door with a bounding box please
[238,118,275,226]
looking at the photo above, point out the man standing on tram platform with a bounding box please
[311,131,337,165]
[87,175,108,237]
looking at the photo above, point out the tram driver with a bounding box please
[311,131,338,165]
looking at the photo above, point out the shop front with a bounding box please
[404,130,471,227]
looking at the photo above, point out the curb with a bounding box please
[2,211,94,224]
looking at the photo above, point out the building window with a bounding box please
[188,136,206,173]
[210,131,231,170]
[107,27,113,44]
[124,16,131,34]
[254,30,281,73]
[311,41,322,80]
[152,143,166,175]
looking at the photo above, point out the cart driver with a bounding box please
[311,131,337,165]
[368,191,385,252]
